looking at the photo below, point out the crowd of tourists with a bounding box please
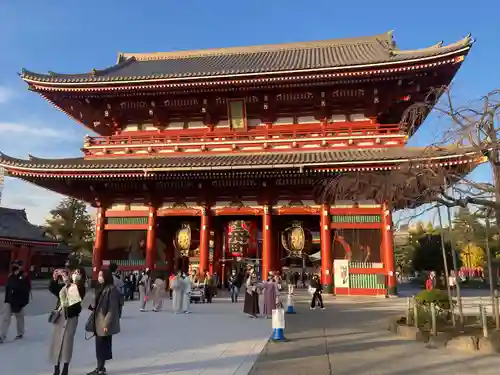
[0,260,325,375]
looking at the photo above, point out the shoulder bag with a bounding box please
[48,306,62,324]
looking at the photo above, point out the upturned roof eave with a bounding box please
[0,235,61,246]
[0,147,486,175]
[19,39,472,88]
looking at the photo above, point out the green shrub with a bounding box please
[415,289,454,310]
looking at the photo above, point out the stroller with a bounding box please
[190,283,206,303]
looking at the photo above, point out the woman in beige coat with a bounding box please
[48,268,86,375]
[152,272,166,312]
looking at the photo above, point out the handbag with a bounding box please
[48,309,61,324]
[84,312,96,340]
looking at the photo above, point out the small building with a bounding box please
[0,207,70,285]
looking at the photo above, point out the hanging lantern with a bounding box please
[281,221,313,258]
[227,220,250,257]
[173,223,199,257]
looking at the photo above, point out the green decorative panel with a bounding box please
[106,217,148,225]
[331,215,381,224]
[110,260,145,267]
[107,260,168,267]
[349,261,384,269]
[349,274,385,289]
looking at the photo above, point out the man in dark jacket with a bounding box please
[0,260,30,342]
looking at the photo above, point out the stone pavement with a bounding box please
[249,292,500,375]
[0,297,270,375]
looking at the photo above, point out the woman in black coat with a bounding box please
[86,269,121,375]
[309,275,325,310]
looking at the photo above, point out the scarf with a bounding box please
[59,283,81,308]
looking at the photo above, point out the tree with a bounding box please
[395,244,414,275]
[452,207,486,248]
[412,234,461,275]
[460,243,485,269]
[45,198,95,262]
[314,88,497,224]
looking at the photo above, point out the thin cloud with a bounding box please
[1,176,95,225]
[0,122,77,139]
[0,87,15,104]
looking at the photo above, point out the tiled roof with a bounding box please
[0,147,480,172]
[20,32,473,84]
[0,207,60,244]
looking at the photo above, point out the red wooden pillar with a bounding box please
[199,207,210,278]
[145,205,157,271]
[93,206,106,279]
[213,227,223,277]
[320,204,333,293]
[382,202,397,295]
[262,205,272,280]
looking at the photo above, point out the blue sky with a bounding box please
[0,1,498,225]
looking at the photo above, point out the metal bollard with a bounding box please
[405,297,411,325]
[481,305,488,338]
[430,302,437,336]
[413,297,419,328]
[495,290,500,331]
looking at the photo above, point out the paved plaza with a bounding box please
[0,296,270,375]
[2,289,500,374]
[250,293,500,375]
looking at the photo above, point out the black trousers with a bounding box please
[205,287,213,303]
[310,291,324,308]
[95,335,113,363]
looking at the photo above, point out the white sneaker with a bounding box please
[140,309,145,312]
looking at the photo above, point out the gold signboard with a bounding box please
[228,99,246,130]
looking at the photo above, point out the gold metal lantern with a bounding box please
[281,221,313,258]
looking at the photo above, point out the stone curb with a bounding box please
[387,318,500,354]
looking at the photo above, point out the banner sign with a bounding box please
[334,259,350,288]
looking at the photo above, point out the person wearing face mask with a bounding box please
[0,260,30,343]
[243,270,260,318]
[85,269,121,375]
[228,270,241,303]
[138,268,151,312]
[48,268,86,375]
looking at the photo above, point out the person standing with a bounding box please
[262,276,279,319]
[151,273,166,312]
[49,268,86,375]
[228,270,241,303]
[309,275,325,310]
[171,271,183,314]
[204,271,215,303]
[285,269,294,295]
[109,263,124,318]
[181,273,192,314]
[168,273,175,300]
[130,273,137,300]
[243,271,260,318]
[86,269,121,375]
[138,269,151,312]
[0,260,30,343]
